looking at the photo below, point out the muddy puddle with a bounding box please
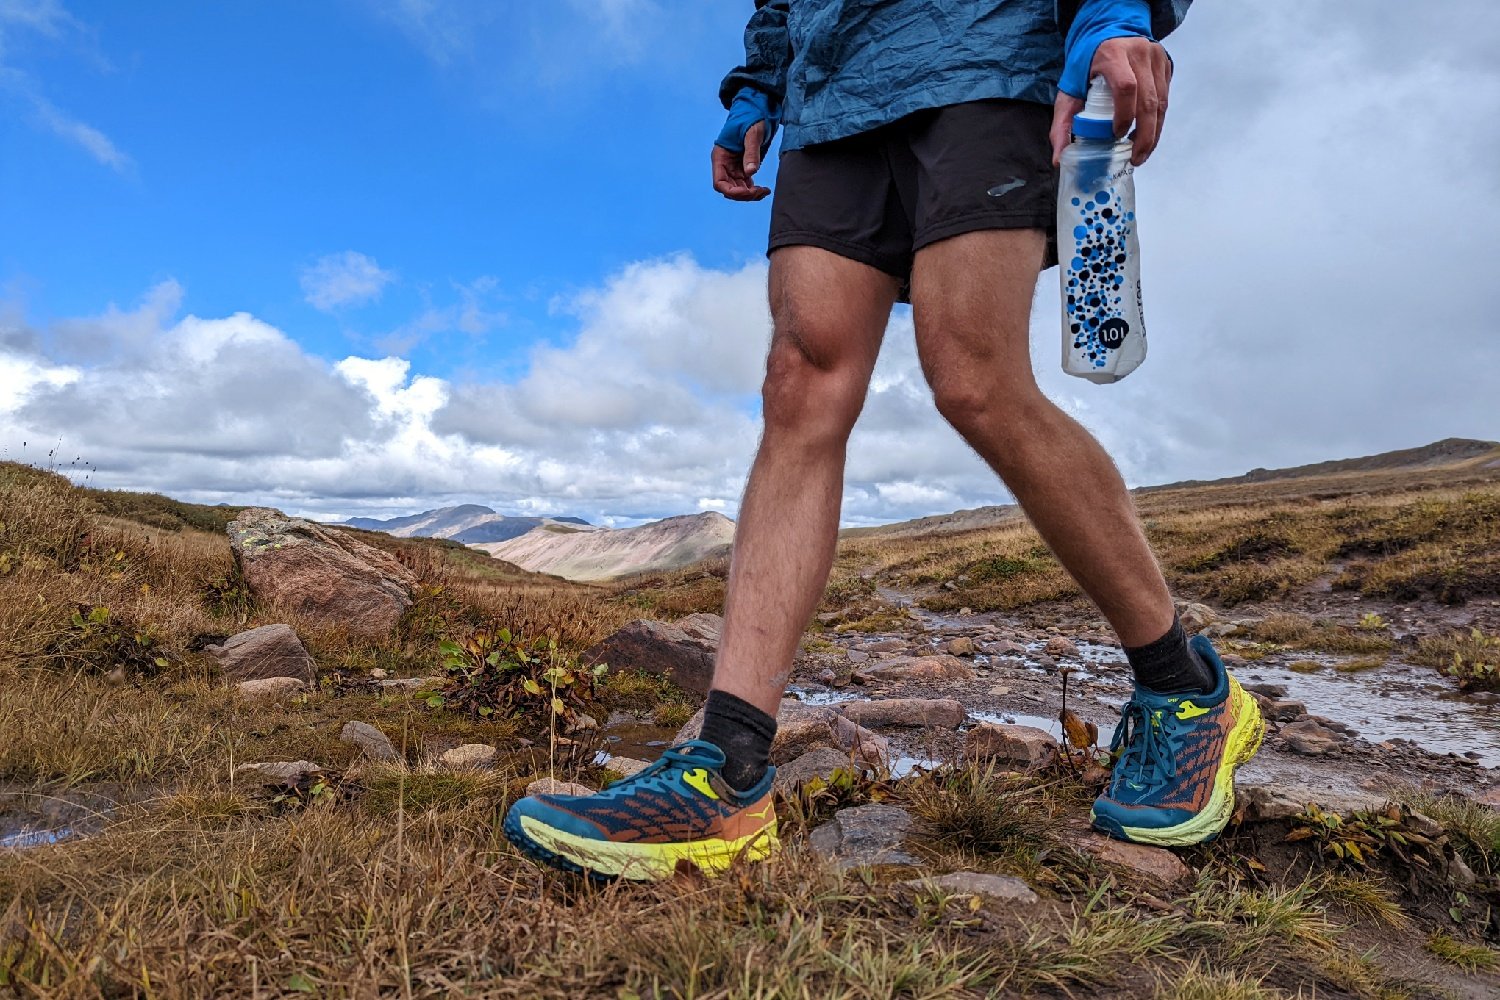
[0,786,116,851]
[597,721,680,761]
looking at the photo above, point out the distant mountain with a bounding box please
[475,512,735,582]
[340,505,592,545]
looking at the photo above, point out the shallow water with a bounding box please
[0,825,75,850]
[967,709,1065,741]
[1241,660,1500,767]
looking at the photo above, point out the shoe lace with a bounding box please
[1108,697,1183,793]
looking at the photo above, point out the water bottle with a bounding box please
[1058,77,1146,383]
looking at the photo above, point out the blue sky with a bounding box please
[3,1,765,379]
[2,1,1499,527]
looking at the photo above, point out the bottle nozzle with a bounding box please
[1072,75,1117,140]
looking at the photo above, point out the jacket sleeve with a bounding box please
[719,0,792,109]
[1058,0,1192,41]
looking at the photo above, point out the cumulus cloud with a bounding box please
[300,251,396,311]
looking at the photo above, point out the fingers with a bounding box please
[1092,37,1173,166]
[711,144,771,201]
[1050,93,1084,166]
[744,121,765,176]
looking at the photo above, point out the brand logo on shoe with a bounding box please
[1175,701,1210,721]
[682,768,719,800]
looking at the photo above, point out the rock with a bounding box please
[906,872,1039,906]
[837,698,965,729]
[773,747,861,794]
[1202,622,1239,639]
[438,744,497,769]
[984,639,1027,657]
[958,607,973,616]
[604,757,651,778]
[677,699,887,767]
[1267,699,1307,722]
[861,655,975,683]
[1476,785,1500,809]
[808,804,919,869]
[1281,719,1343,757]
[963,723,1057,771]
[580,615,721,696]
[1237,781,1388,822]
[1044,637,1080,659]
[1308,715,1359,738]
[376,676,440,691]
[234,676,307,700]
[1072,832,1191,886]
[846,649,870,664]
[1033,653,1057,672]
[525,778,593,797]
[943,637,978,657]
[236,761,321,786]
[205,623,317,684]
[1448,854,1478,888]
[228,509,417,639]
[567,713,599,734]
[1243,683,1288,699]
[1177,602,1218,634]
[340,720,399,763]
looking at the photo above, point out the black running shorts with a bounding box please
[768,98,1058,297]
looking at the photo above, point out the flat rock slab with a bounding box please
[340,720,399,763]
[526,778,592,798]
[1237,777,1390,822]
[773,747,862,794]
[963,723,1058,771]
[906,872,1039,906]
[837,698,965,730]
[809,804,919,870]
[236,761,322,786]
[603,757,651,778]
[206,623,317,684]
[235,676,307,700]
[438,744,497,769]
[1281,719,1344,756]
[581,614,721,696]
[677,698,888,767]
[862,655,975,682]
[1071,831,1192,887]
[228,509,416,640]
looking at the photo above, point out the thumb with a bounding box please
[743,121,766,175]
[1050,93,1083,167]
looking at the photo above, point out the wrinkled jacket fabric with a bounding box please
[721,0,1192,152]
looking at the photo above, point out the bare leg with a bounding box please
[712,247,900,715]
[910,229,1173,647]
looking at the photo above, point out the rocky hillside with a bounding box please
[342,504,591,545]
[478,511,735,582]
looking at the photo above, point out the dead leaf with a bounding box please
[1061,709,1094,750]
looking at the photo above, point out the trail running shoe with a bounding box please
[1091,634,1265,847]
[502,740,778,881]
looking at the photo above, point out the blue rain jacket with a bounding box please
[721,0,1192,152]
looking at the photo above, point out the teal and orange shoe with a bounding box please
[502,740,779,881]
[1091,635,1265,847]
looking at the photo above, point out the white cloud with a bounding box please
[300,251,396,311]
[0,1,129,170]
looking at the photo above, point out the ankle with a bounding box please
[1124,615,1215,695]
[698,690,778,792]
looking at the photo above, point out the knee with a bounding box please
[759,325,868,444]
[929,369,1047,443]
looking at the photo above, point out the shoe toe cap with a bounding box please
[505,794,606,842]
[1091,794,1193,833]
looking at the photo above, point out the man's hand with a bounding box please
[712,121,771,201]
[1050,35,1172,168]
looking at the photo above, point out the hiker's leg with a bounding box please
[908,229,1176,649]
[712,247,899,716]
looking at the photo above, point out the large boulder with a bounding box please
[228,508,416,639]
[205,623,317,683]
[581,614,722,696]
[861,654,975,683]
[675,698,888,767]
[963,723,1057,771]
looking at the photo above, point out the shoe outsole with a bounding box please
[502,810,616,883]
[1091,678,1266,848]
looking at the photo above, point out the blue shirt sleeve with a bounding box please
[1059,0,1154,99]
[718,1,792,108]
[715,87,781,156]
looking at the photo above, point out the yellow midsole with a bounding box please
[518,815,780,880]
[1109,679,1266,846]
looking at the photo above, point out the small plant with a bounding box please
[1444,628,1499,692]
[1357,612,1389,631]
[1424,931,1498,972]
[42,604,173,678]
[269,773,337,811]
[428,625,605,725]
[200,565,254,623]
[1287,803,1440,868]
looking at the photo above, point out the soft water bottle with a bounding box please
[1058,76,1146,383]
